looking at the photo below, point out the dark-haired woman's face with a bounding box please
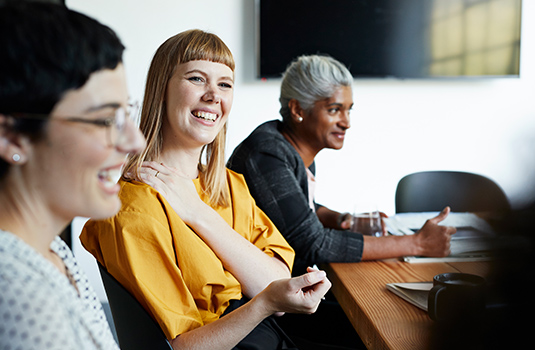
[26,64,145,221]
[163,60,234,150]
[301,86,353,151]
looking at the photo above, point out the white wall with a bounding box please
[68,0,535,299]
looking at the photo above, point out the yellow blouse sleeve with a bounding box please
[225,170,295,271]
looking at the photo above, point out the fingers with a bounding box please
[437,231,454,257]
[427,206,450,224]
[307,265,320,272]
[137,161,177,182]
[287,270,331,313]
[340,216,352,230]
[290,269,328,290]
[262,269,331,316]
[286,268,331,300]
[337,212,352,230]
[303,269,331,294]
[138,166,159,179]
[134,162,172,190]
[306,266,330,300]
[140,161,168,175]
[138,166,161,184]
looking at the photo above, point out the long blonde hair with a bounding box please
[123,29,235,208]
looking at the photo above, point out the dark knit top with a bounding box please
[228,120,364,274]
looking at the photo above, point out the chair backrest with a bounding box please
[395,171,510,213]
[98,264,173,350]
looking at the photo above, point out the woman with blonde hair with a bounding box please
[123,29,230,207]
[81,30,330,350]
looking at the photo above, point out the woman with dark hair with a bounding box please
[0,1,145,349]
[81,30,330,350]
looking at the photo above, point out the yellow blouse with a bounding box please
[81,169,294,340]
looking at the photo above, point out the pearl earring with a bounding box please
[297,117,303,122]
[12,153,21,162]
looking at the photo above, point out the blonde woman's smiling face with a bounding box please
[163,60,234,150]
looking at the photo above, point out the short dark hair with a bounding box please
[0,0,125,178]
[0,0,125,114]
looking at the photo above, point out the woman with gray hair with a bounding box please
[228,54,455,347]
[228,54,455,275]
[279,55,353,124]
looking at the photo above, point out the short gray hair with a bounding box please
[279,55,353,122]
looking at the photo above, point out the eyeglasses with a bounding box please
[10,102,139,147]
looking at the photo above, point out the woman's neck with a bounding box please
[280,125,319,168]
[158,146,202,179]
[0,187,69,274]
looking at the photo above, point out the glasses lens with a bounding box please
[111,102,138,146]
[127,102,140,122]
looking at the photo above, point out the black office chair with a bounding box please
[98,264,173,350]
[395,171,510,213]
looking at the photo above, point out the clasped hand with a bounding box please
[258,266,331,317]
[137,161,207,224]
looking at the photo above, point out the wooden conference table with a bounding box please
[324,259,491,350]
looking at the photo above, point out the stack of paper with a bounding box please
[386,282,433,311]
[384,212,497,262]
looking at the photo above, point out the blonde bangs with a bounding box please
[179,30,235,71]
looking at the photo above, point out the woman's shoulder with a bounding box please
[241,120,287,148]
[83,180,171,242]
[118,179,162,207]
[100,179,170,223]
[225,168,248,187]
[225,168,259,198]
[229,120,298,163]
[0,234,78,309]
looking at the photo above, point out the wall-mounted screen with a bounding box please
[258,0,522,79]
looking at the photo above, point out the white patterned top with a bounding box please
[0,230,119,350]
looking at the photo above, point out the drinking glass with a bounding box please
[351,205,383,237]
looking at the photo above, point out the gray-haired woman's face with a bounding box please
[301,86,353,151]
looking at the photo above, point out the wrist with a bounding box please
[407,233,422,256]
[250,288,277,319]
